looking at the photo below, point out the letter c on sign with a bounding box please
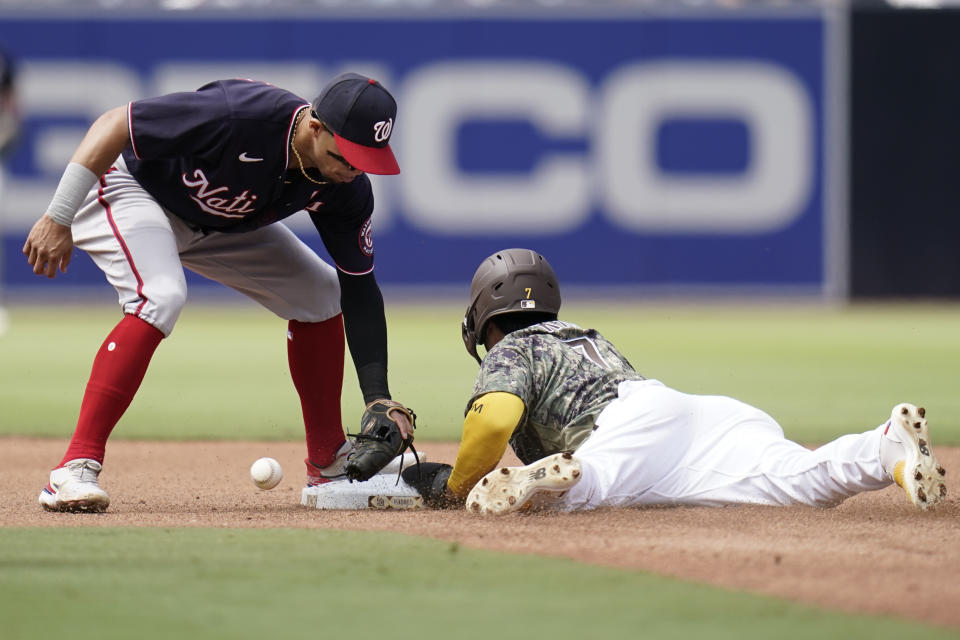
[401,62,590,234]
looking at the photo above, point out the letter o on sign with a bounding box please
[597,61,814,233]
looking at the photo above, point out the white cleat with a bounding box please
[883,404,947,511]
[38,458,110,513]
[306,440,354,487]
[466,452,582,516]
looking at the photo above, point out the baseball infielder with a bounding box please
[24,73,413,512]
[405,249,948,515]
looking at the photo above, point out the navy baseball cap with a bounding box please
[311,72,399,175]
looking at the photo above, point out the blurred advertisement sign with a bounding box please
[0,13,838,293]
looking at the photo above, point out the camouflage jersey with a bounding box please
[466,320,645,464]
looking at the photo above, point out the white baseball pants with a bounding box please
[562,379,891,510]
[70,156,341,337]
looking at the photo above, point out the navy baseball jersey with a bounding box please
[122,79,375,274]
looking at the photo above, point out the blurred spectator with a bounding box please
[0,48,18,157]
[0,44,19,336]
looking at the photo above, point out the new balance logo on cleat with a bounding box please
[466,452,582,516]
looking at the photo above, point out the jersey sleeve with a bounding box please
[128,81,231,162]
[310,174,376,275]
[447,392,526,498]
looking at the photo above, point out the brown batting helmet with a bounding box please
[461,249,561,364]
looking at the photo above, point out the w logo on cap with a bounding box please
[373,118,393,143]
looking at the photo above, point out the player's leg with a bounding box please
[652,403,887,507]
[177,225,347,483]
[557,379,700,510]
[39,160,185,512]
[560,380,891,510]
[643,398,945,508]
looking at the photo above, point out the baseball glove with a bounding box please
[345,399,417,482]
[401,462,461,509]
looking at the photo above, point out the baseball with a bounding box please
[250,457,283,490]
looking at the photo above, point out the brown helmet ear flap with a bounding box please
[461,313,482,366]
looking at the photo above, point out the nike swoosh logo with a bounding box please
[239,152,264,163]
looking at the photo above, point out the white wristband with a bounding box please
[45,162,99,226]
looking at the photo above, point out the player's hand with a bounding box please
[23,215,74,279]
[390,404,415,440]
[364,397,415,440]
[344,399,417,482]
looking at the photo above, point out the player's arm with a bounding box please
[23,104,130,278]
[315,180,414,438]
[67,105,131,177]
[337,269,388,402]
[447,392,526,498]
[337,270,412,439]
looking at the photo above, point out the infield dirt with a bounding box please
[4,437,958,628]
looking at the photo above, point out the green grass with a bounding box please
[3,302,959,637]
[1,300,958,444]
[0,527,954,640]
